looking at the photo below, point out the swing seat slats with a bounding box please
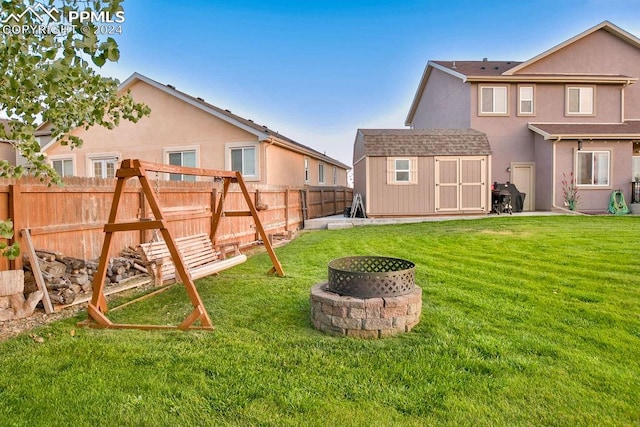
[138,233,246,284]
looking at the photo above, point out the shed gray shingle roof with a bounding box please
[358,129,492,157]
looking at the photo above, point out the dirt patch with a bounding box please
[0,276,157,342]
[0,303,87,342]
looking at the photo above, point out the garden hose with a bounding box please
[608,190,629,215]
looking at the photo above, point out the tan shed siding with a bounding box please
[367,157,434,216]
[353,159,366,196]
[353,133,366,163]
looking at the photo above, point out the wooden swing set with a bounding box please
[84,159,284,331]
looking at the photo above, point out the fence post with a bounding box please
[8,184,23,270]
[138,188,147,244]
[284,189,290,232]
[210,187,217,243]
[334,189,337,215]
[299,189,307,221]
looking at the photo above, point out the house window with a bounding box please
[333,165,337,185]
[387,157,418,185]
[91,157,118,179]
[168,150,196,182]
[304,158,310,182]
[577,151,609,186]
[318,163,325,184]
[479,85,508,115]
[518,86,534,115]
[230,146,256,177]
[567,86,594,115]
[52,158,74,177]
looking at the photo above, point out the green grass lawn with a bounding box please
[1,216,639,426]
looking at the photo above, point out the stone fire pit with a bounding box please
[311,256,422,338]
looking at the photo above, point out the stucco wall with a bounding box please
[45,79,348,187]
[469,82,624,185]
[410,68,471,129]
[553,140,632,213]
[533,135,554,210]
[47,79,260,179]
[265,144,303,186]
[516,29,640,120]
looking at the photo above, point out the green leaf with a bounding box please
[0,219,14,239]
[106,47,120,62]
[92,53,106,67]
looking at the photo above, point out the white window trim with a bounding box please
[387,157,418,185]
[318,162,325,184]
[49,153,76,177]
[478,85,509,116]
[86,152,120,178]
[566,86,595,116]
[576,150,610,187]
[163,145,199,181]
[332,165,337,185]
[517,85,535,116]
[224,141,259,181]
[304,157,310,183]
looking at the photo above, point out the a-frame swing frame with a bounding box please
[85,159,284,331]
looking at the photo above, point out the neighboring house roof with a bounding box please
[358,128,492,157]
[406,21,640,125]
[528,121,640,140]
[117,73,350,170]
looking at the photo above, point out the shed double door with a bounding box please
[435,157,486,212]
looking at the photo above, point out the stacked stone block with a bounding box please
[310,282,422,338]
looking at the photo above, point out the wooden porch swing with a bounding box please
[84,159,284,331]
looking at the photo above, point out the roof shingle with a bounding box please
[432,60,522,77]
[359,128,492,157]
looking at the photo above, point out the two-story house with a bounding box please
[42,72,350,188]
[355,21,640,216]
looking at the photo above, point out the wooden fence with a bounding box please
[0,177,352,270]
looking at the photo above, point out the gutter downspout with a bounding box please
[263,137,275,185]
[552,138,560,210]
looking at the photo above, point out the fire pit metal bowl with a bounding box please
[327,256,415,298]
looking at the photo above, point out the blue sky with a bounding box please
[99,0,640,166]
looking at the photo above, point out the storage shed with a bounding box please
[353,129,492,217]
